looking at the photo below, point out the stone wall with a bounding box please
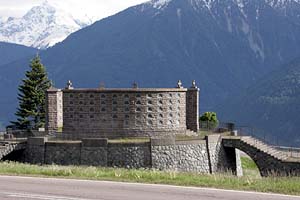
[223,138,300,177]
[81,138,108,166]
[62,89,188,139]
[26,138,151,169]
[108,143,151,168]
[44,142,81,165]
[206,135,241,175]
[186,87,199,132]
[151,135,238,174]
[25,137,47,164]
[151,138,210,173]
[45,88,63,132]
[25,135,240,175]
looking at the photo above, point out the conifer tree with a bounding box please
[11,55,51,130]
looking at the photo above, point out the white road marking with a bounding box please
[1,192,91,200]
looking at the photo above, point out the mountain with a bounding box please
[1,0,300,143]
[0,16,7,24]
[0,42,36,66]
[0,1,92,49]
[41,0,300,107]
[218,57,300,146]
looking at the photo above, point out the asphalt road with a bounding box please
[0,176,299,200]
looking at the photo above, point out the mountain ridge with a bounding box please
[0,0,300,144]
[0,42,36,66]
[0,1,92,49]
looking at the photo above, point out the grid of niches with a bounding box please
[62,91,186,131]
[135,92,186,129]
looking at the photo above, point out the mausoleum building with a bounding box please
[46,81,199,139]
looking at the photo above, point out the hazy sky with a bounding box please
[0,0,148,20]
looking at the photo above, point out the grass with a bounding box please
[241,156,261,178]
[0,161,299,196]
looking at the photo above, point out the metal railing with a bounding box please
[234,125,300,159]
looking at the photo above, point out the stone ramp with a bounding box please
[222,136,300,176]
[0,141,27,160]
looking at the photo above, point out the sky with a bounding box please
[0,0,148,20]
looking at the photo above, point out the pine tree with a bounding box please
[11,55,51,130]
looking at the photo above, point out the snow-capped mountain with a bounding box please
[0,1,93,49]
[1,0,300,143]
[0,17,7,24]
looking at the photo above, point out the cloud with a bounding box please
[0,0,148,20]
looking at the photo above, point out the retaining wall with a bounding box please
[25,135,240,175]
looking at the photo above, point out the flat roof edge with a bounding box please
[60,88,189,92]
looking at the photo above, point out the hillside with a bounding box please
[218,57,300,146]
[0,42,36,66]
[1,0,300,143]
[39,0,300,107]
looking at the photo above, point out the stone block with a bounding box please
[28,137,48,146]
[82,138,108,147]
[151,137,175,146]
[46,141,81,147]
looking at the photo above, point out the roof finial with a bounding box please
[177,80,183,88]
[191,80,197,89]
[66,80,74,89]
[49,80,54,88]
[99,81,105,89]
[132,81,138,89]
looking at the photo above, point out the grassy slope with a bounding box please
[0,160,299,196]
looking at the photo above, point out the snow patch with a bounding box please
[248,31,265,61]
[224,9,233,33]
[150,0,172,9]
[256,8,260,20]
[235,0,247,18]
[241,18,250,34]
[177,8,182,19]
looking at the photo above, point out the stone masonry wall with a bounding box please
[151,139,210,173]
[46,89,63,132]
[26,138,151,169]
[81,138,108,166]
[44,142,81,165]
[108,143,151,168]
[25,136,240,175]
[223,138,300,177]
[206,134,242,175]
[25,137,47,164]
[151,135,240,174]
[186,88,199,132]
[62,89,187,139]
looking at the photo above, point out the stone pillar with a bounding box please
[45,88,63,133]
[231,130,243,177]
[186,81,199,132]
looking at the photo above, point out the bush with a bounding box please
[200,112,219,129]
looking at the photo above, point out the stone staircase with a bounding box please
[222,135,300,176]
[240,136,290,160]
[0,141,26,160]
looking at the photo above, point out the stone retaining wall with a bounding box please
[25,135,240,175]
[108,143,151,168]
[45,142,81,165]
[151,138,210,173]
